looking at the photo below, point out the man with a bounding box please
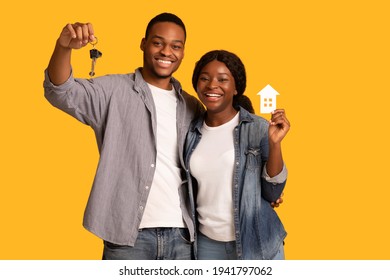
[44,13,204,260]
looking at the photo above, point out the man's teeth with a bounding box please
[206,93,221,97]
[158,60,172,64]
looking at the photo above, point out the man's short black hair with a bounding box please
[145,12,187,42]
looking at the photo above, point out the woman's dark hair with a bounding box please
[192,50,254,113]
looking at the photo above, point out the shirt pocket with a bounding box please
[245,148,262,171]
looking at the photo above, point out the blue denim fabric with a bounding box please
[197,231,238,260]
[102,228,193,260]
[197,231,285,260]
[272,243,285,260]
[184,107,287,260]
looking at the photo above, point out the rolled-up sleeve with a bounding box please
[262,163,287,184]
[260,163,287,202]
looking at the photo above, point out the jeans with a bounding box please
[197,231,285,260]
[103,227,193,260]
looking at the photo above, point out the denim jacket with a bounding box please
[184,107,287,259]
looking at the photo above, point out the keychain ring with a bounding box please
[89,36,98,47]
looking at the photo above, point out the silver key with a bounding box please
[89,39,102,78]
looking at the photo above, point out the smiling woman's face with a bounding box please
[196,60,237,114]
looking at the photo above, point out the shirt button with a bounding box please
[139,206,144,210]
[151,164,155,168]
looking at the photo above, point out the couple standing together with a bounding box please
[44,12,290,260]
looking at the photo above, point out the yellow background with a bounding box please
[1,0,389,260]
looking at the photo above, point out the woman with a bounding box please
[184,50,290,260]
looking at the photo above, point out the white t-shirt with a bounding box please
[139,83,185,228]
[189,112,240,241]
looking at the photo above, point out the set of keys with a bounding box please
[89,37,102,78]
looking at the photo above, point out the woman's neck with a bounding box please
[205,107,238,127]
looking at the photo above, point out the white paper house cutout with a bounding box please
[257,84,279,114]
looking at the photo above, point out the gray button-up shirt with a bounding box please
[44,68,204,246]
